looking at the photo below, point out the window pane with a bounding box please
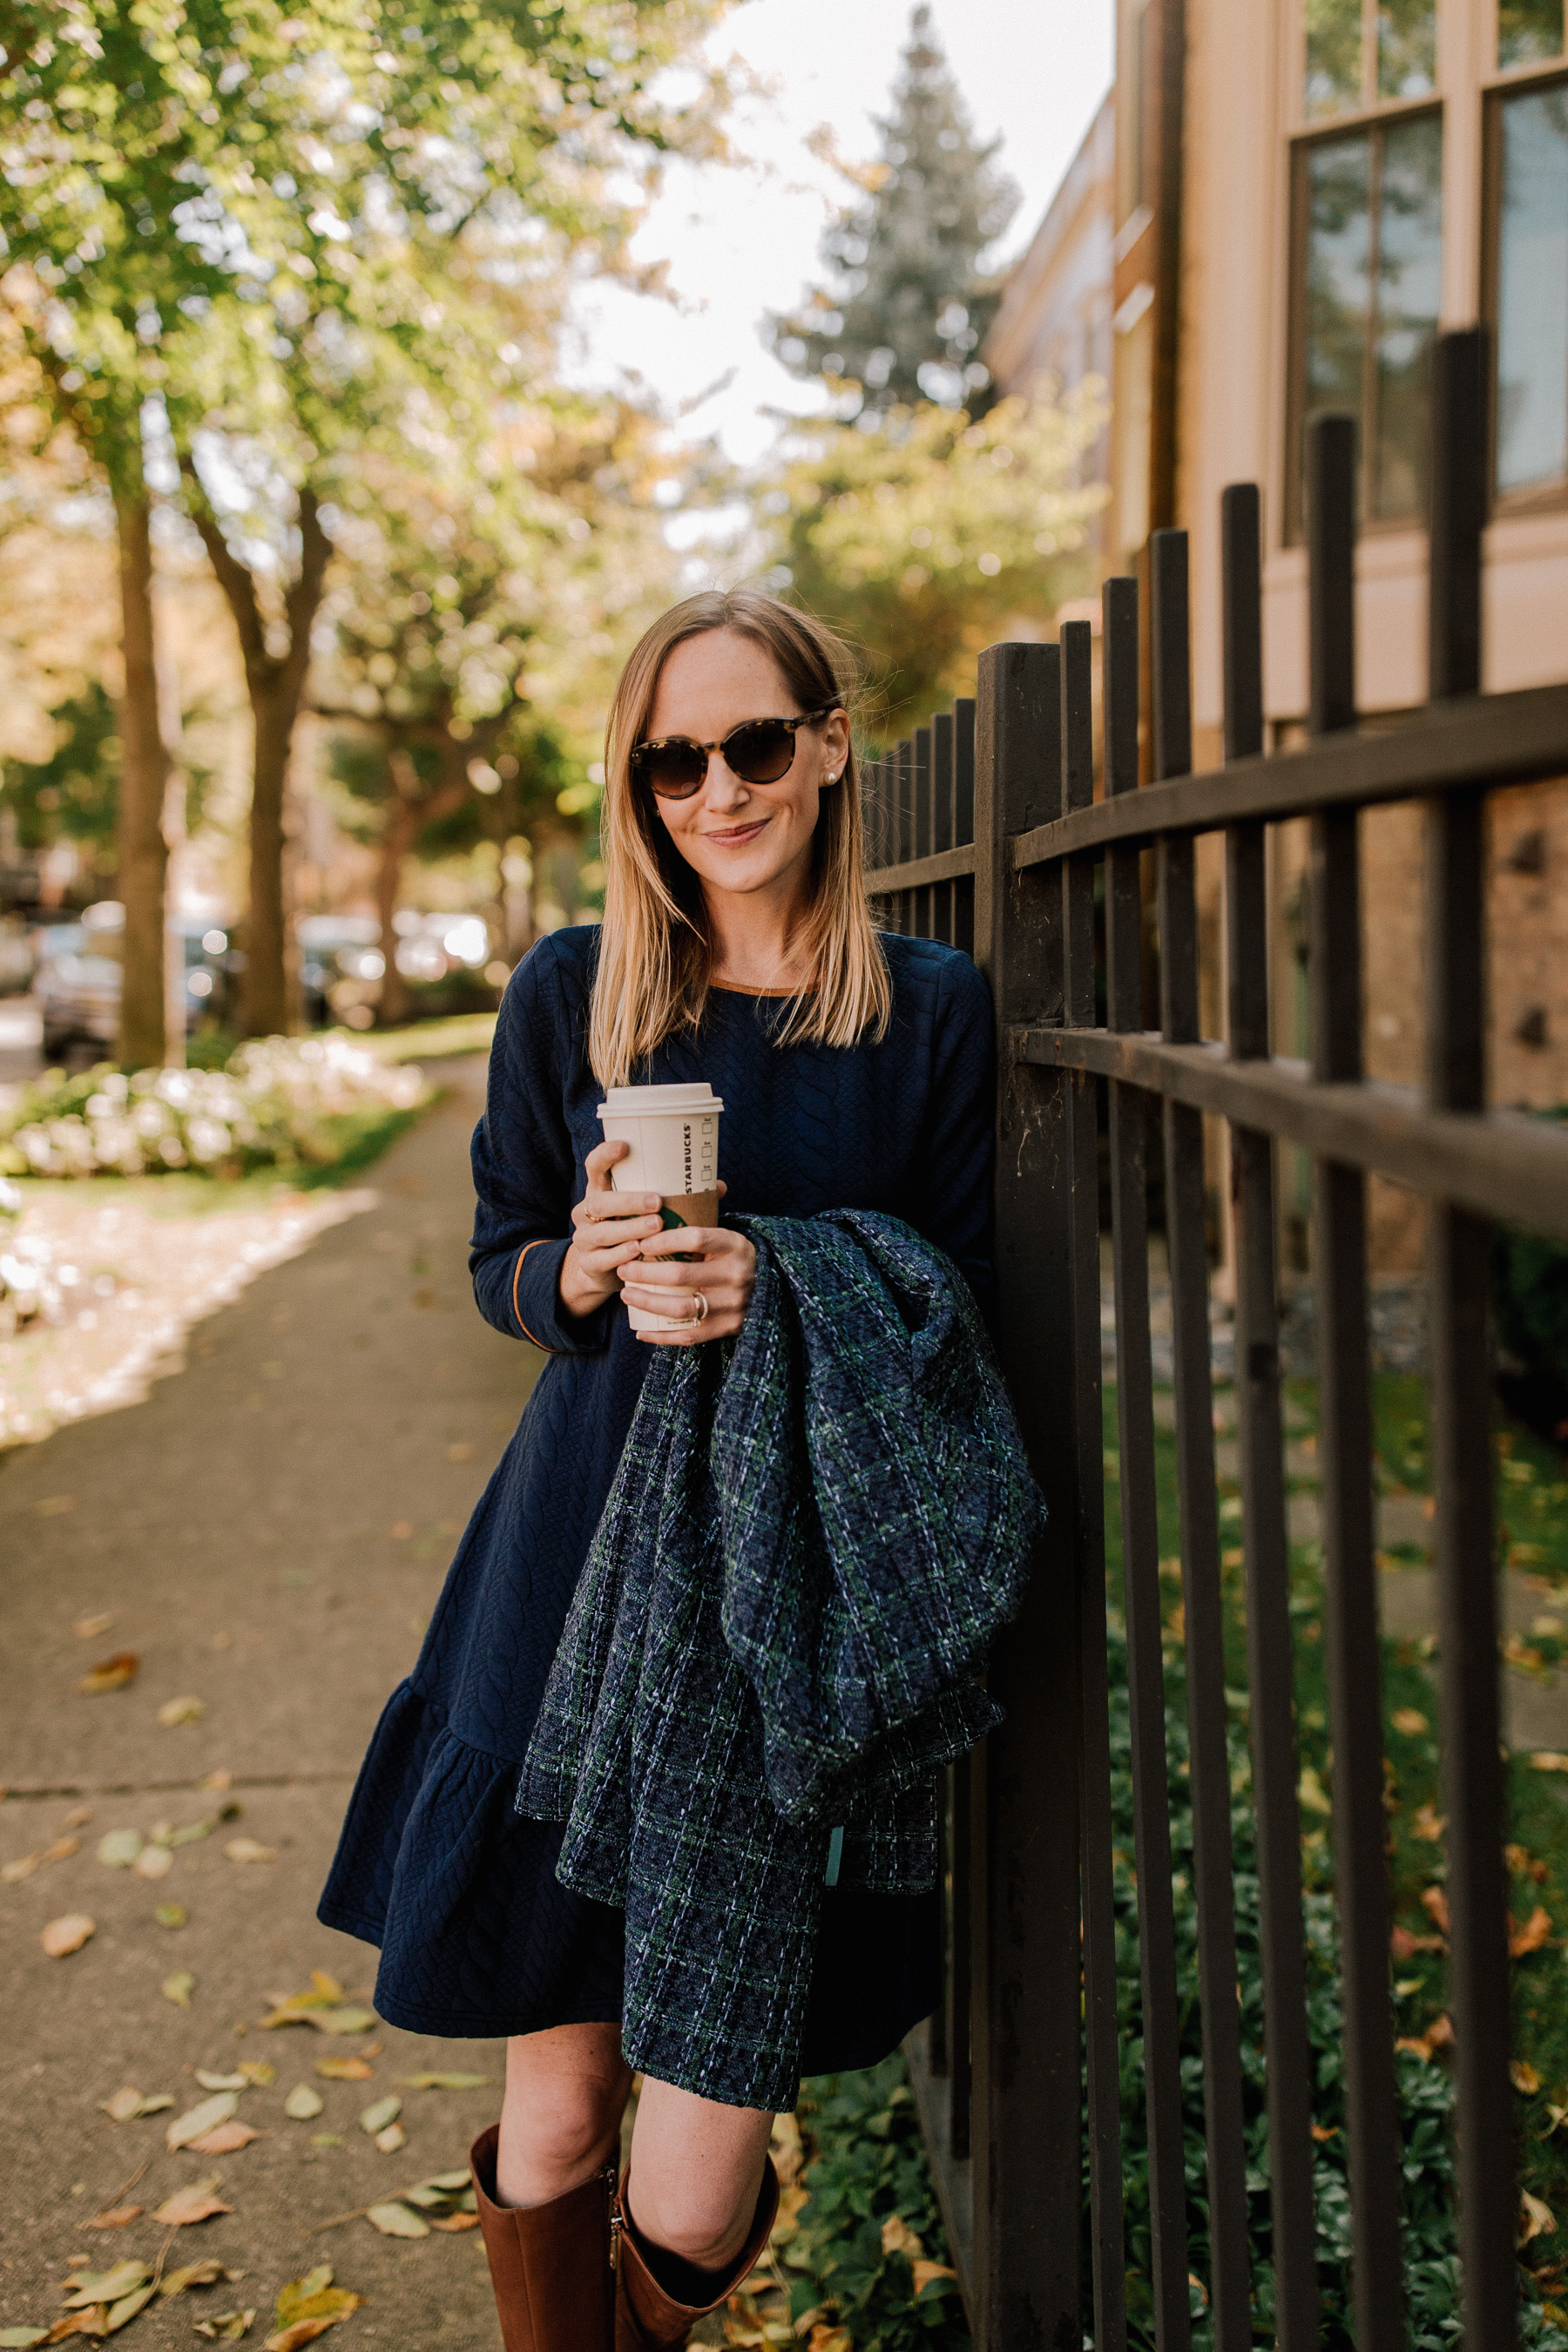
[1378,0,1437,97]
[1373,112,1443,518]
[1304,132,1374,463]
[1499,0,1566,70]
[1497,84,1568,494]
[1307,0,1364,118]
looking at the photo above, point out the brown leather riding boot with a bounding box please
[613,2156,781,2352]
[470,2125,617,2352]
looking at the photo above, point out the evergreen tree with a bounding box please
[767,6,1018,416]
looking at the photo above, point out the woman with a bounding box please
[320,590,995,2350]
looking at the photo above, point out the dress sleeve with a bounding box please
[468,937,614,1356]
[922,951,997,1316]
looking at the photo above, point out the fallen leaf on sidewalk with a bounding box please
[0,2328,47,2345]
[314,2059,372,2082]
[265,2266,364,2348]
[40,1836,79,1864]
[285,2086,324,2119]
[159,2262,230,2297]
[162,1970,197,2009]
[225,1841,278,1865]
[158,1696,206,1728]
[98,2088,173,2123]
[132,1845,172,1881]
[188,2122,260,2156]
[169,2095,240,2152]
[400,2072,490,2091]
[372,2125,406,2155]
[3,1852,39,1882]
[103,2288,154,2333]
[64,1807,92,1828]
[96,1831,142,1869]
[365,2205,428,2240]
[41,1914,95,1957]
[44,2311,110,2342]
[83,2210,142,2232]
[78,1655,138,1696]
[428,2213,478,2234]
[193,2315,254,2342]
[358,2098,401,2137]
[154,1904,186,1930]
[237,2063,274,2087]
[74,1614,112,1639]
[196,2072,248,2093]
[152,2177,232,2228]
[62,2264,151,2310]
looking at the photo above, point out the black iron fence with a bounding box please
[865,328,1568,2351]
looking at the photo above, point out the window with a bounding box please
[1499,0,1566,72]
[1306,0,1436,120]
[1288,111,1444,533]
[1489,74,1568,502]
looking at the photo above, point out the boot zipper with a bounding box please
[605,2162,625,2272]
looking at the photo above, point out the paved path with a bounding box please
[0,1058,525,2348]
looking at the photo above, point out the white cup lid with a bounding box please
[598,1084,724,1116]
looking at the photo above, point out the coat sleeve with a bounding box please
[920,950,997,1317]
[468,936,614,1356]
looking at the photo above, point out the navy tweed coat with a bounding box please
[318,924,996,2072]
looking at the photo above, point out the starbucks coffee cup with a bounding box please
[597,1082,724,1332]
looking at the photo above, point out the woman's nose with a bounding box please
[704,758,749,810]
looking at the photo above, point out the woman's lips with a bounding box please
[703,817,769,844]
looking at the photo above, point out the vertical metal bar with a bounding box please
[933,713,954,945]
[1221,483,1320,2352]
[1152,528,1252,2352]
[949,1746,973,2161]
[1062,616,1126,2352]
[955,698,977,956]
[1427,326,1515,2352]
[1305,411,1406,2352]
[970,640,1078,2352]
[897,738,914,863]
[1105,571,1192,2352]
[915,726,933,937]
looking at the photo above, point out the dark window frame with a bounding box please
[1284,97,1444,543]
[1482,61,1568,515]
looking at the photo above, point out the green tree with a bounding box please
[757,392,1106,740]
[1,0,729,1051]
[767,4,1017,417]
[312,397,675,1020]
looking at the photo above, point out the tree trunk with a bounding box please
[242,680,293,1037]
[113,489,169,1069]
[374,785,416,1031]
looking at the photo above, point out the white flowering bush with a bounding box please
[0,1037,427,1181]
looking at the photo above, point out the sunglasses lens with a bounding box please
[726,720,796,784]
[637,741,707,798]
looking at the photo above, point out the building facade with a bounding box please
[991,0,1567,1263]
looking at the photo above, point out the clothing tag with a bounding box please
[824,1825,844,1888]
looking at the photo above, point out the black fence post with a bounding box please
[970,639,1080,2352]
[1427,325,1516,2352]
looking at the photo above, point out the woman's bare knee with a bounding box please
[627,2076,773,2270]
[496,2023,631,2207]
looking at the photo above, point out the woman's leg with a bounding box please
[625,2074,774,2274]
[496,2021,632,2208]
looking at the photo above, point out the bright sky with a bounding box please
[565,0,1115,470]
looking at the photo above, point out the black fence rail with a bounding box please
[870,327,1568,2352]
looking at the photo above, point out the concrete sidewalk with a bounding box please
[1,1058,527,2348]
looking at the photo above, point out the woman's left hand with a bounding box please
[620,1189,755,1345]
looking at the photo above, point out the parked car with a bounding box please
[37,904,239,1059]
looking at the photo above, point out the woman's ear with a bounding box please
[821,710,850,784]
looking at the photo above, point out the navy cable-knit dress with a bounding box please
[318,923,996,2078]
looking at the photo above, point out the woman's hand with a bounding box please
[621,1211,756,1347]
[558,1139,667,1321]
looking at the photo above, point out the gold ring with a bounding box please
[689,1292,708,1326]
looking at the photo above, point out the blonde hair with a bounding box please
[588,590,892,1087]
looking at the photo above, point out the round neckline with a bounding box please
[709,979,811,999]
